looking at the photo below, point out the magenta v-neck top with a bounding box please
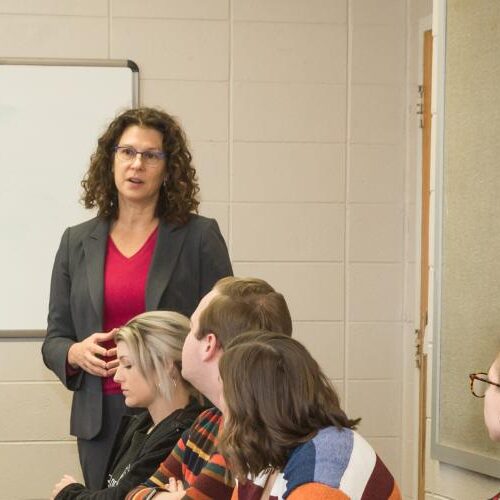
[101,227,158,394]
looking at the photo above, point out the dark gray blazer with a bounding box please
[42,214,232,440]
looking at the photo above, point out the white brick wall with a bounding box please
[0,0,428,498]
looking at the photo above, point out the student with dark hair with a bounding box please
[218,333,401,500]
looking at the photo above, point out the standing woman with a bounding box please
[42,107,232,489]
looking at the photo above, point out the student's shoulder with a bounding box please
[303,427,380,475]
[291,426,356,461]
[183,407,223,442]
[191,406,223,428]
[284,427,358,490]
[287,428,400,500]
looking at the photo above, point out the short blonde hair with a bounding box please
[115,310,190,401]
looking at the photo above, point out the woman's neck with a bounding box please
[148,383,191,427]
[115,197,158,230]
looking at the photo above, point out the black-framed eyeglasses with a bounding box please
[113,146,166,167]
[469,372,500,398]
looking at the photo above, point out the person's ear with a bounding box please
[200,332,220,362]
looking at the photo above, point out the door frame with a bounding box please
[415,14,433,500]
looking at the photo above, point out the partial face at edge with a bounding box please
[484,358,500,442]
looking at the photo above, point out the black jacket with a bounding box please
[56,399,204,500]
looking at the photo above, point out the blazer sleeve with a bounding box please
[42,227,83,391]
[199,219,233,298]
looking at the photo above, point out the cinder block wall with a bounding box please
[0,1,423,498]
[0,338,82,497]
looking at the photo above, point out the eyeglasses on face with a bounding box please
[113,146,166,167]
[469,372,500,398]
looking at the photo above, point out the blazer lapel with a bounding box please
[146,220,188,310]
[82,218,109,323]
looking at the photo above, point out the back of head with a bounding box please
[197,277,292,348]
[218,332,359,479]
[115,310,194,400]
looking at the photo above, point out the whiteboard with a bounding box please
[0,59,138,331]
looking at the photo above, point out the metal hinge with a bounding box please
[415,328,423,368]
[417,85,424,129]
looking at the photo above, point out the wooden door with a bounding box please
[417,29,432,500]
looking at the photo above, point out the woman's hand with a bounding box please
[50,474,77,499]
[67,330,116,377]
[105,346,119,376]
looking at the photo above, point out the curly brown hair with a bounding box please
[81,107,199,225]
[218,332,360,480]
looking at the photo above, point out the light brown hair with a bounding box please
[81,107,199,225]
[115,310,197,400]
[196,277,293,348]
[218,332,360,479]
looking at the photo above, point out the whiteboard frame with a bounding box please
[0,57,139,102]
[0,58,139,339]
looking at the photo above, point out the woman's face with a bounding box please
[114,341,156,408]
[113,125,166,208]
[484,358,500,441]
